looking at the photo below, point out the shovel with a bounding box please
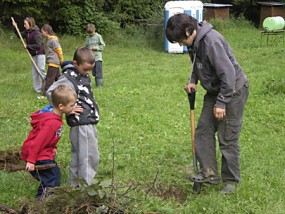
[187,88,202,194]
[0,162,56,172]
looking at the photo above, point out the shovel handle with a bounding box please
[4,163,56,172]
[11,17,26,48]
[186,88,199,174]
[187,88,196,110]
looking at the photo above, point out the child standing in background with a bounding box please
[41,24,64,96]
[85,23,106,87]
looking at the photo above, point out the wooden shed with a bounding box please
[203,3,233,20]
[257,1,285,27]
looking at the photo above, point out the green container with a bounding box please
[263,16,285,31]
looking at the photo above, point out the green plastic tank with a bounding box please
[263,16,285,31]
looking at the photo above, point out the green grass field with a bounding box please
[0,19,284,213]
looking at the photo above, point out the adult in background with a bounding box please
[41,24,64,97]
[85,23,106,87]
[165,13,249,194]
[12,17,46,94]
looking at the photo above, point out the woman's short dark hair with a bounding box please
[165,13,197,43]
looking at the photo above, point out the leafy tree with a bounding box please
[0,0,166,35]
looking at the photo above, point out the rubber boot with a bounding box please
[95,78,104,87]
[220,182,237,195]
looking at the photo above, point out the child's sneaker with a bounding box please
[37,96,46,100]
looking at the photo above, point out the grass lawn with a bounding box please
[0,19,284,213]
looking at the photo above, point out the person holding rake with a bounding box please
[166,13,249,194]
[12,17,46,94]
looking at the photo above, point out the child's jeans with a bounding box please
[30,160,60,199]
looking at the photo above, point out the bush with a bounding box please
[209,16,255,32]
[0,0,165,36]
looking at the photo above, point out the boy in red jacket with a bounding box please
[21,85,80,200]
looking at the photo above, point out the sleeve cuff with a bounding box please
[214,101,226,109]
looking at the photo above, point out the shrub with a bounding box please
[209,16,255,32]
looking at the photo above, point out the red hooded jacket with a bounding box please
[21,106,63,164]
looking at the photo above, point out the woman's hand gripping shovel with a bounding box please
[187,88,202,194]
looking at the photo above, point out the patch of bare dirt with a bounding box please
[147,183,187,203]
[0,148,26,172]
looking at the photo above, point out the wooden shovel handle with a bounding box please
[6,163,56,172]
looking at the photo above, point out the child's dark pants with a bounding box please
[43,66,61,96]
[92,61,103,79]
[92,61,104,87]
[30,160,60,198]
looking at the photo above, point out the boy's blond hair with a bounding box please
[51,85,77,107]
[87,23,96,34]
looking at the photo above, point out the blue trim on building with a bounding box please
[164,10,169,52]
